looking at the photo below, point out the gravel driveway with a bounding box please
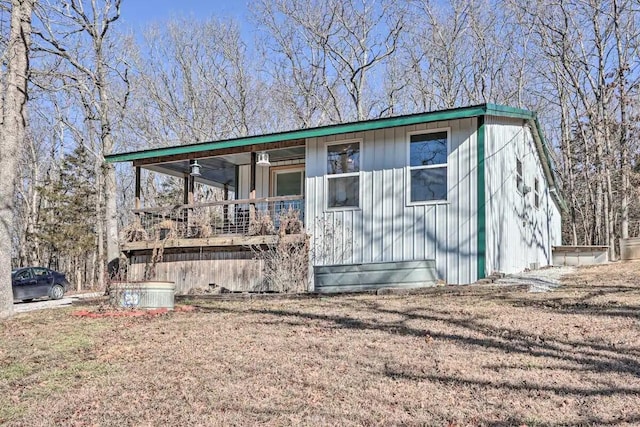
[13,292,102,313]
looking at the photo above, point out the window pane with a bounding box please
[276,171,303,196]
[411,167,447,202]
[328,176,359,208]
[16,270,31,280]
[33,268,49,276]
[410,132,447,167]
[327,142,359,174]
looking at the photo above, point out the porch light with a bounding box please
[190,160,202,177]
[256,151,271,167]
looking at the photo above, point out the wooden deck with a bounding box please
[121,235,281,251]
[123,234,307,294]
[121,234,305,252]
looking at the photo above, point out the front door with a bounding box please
[271,166,305,220]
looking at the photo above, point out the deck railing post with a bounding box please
[223,183,229,225]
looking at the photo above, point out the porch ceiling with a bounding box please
[144,157,236,188]
[142,146,306,188]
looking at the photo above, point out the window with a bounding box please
[327,141,360,208]
[534,177,540,208]
[272,168,304,197]
[33,267,49,277]
[15,269,31,280]
[516,158,523,194]
[409,131,448,202]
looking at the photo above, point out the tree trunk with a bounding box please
[558,84,578,245]
[613,0,630,241]
[75,257,82,292]
[0,0,34,319]
[96,46,120,274]
[105,163,119,265]
[26,135,41,265]
[94,145,106,289]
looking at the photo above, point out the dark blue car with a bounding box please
[11,267,70,302]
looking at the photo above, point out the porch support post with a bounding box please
[186,161,196,231]
[187,160,195,204]
[135,166,141,210]
[189,177,195,204]
[183,175,189,205]
[134,166,141,226]
[249,152,256,220]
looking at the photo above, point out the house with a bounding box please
[105,103,564,293]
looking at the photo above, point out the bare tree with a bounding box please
[128,17,263,144]
[33,0,128,284]
[403,0,536,110]
[514,0,640,256]
[253,0,405,122]
[405,0,473,109]
[0,0,34,319]
[254,0,342,128]
[611,0,640,241]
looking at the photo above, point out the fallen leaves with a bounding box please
[70,305,196,318]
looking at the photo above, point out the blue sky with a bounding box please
[120,0,250,30]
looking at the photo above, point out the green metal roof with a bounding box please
[105,103,536,163]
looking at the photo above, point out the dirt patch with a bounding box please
[1,262,639,426]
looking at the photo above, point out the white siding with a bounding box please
[237,165,250,199]
[551,201,561,247]
[306,118,479,286]
[484,116,561,275]
[232,113,563,287]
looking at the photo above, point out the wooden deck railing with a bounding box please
[128,195,304,241]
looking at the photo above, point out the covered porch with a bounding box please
[123,139,307,252]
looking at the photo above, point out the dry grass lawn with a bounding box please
[1,262,640,426]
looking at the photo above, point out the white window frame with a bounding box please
[406,128,450,206]
[270,165,305,197]
[533,176,540,209]
[325,138,362,211]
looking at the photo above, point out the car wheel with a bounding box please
[50,285,64,300]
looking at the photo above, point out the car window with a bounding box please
[33,268,50,277]
[15,269,32,280]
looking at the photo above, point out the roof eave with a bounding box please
[526,117,568,212]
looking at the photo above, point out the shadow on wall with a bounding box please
[314,134,478,284]
[485,125,553,274]
[513,191,551,266]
